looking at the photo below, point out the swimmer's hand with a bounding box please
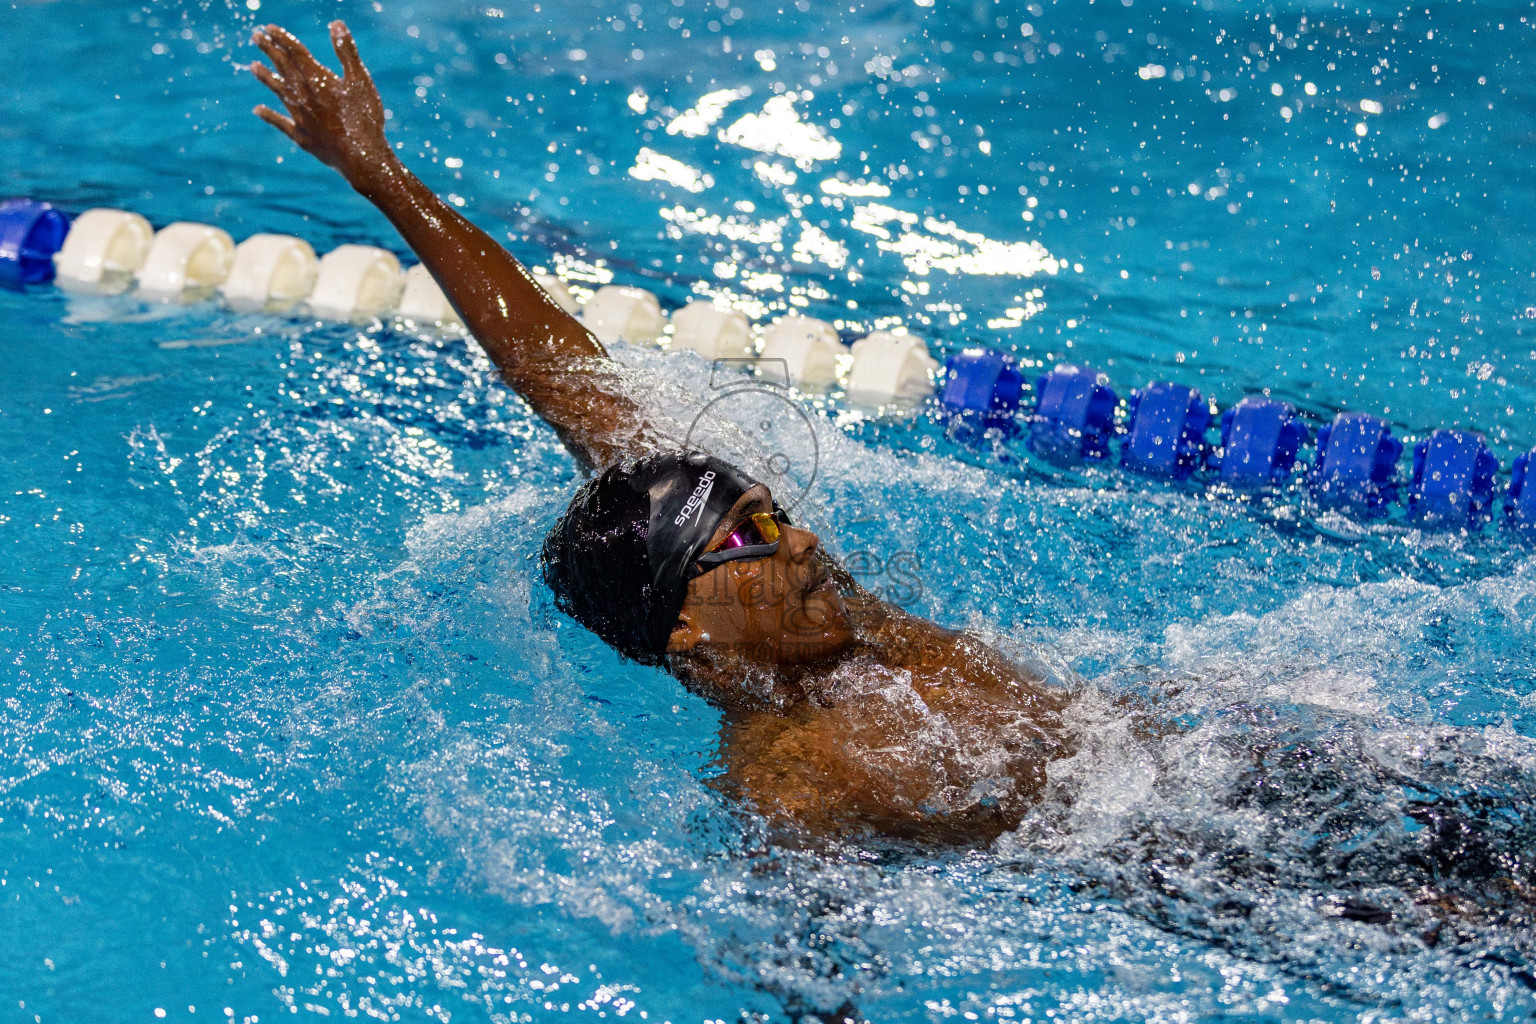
[250,21,393,188]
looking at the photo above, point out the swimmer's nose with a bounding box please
[781,524,819,563]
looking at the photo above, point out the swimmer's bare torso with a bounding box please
[252,21,1072,843]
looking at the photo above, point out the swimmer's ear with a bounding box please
[667,615,707,654]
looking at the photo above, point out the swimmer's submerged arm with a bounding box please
[250,21,650,469]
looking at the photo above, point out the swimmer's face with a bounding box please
[667,484,856,670]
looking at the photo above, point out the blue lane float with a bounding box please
[1212,396,1309,488]
[1027,363,1117,461]
[1409,429,1500,529]
[1509,450,1536,539]
[1122,381,1209,479]
[0,199,70,287]
[940,349,1024,423]
[1310,412,1402,516]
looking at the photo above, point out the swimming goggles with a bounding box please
[687,505,791,579]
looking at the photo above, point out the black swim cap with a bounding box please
[541,451,760,664]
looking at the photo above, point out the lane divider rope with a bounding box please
[4,198,1532,537]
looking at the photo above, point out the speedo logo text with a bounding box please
[674,471,716,527]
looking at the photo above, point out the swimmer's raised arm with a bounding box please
[250,20,653,468]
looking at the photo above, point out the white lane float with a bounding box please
[29,202,948,412]
[845,329,940,406]
[580,284,666,345]
[759,314,845,387]
[397,263,463,326]
[309,244,403,320]
[137,222,237,299]
[53,208,154,292]
[221,233,318,312]
[533,272,579,315]
[670,300,753,359]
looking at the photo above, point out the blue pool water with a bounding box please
[4,0,1536,1020]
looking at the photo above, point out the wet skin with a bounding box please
[252,22,1073,843]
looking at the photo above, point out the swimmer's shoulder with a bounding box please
[848,599,1062,711]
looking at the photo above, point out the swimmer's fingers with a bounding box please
[253,103,300,143]
[253,28,321,108]
[249,59,280,94]
[329,21,374,87]
[251,58,311,122]
[252,31,302,94]
[250,59,313,119]
[262,24,332,83]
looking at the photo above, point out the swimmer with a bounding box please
[250,21,1072,843]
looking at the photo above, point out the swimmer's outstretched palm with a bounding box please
[250,21,391,184]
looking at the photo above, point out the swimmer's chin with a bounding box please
[667,618,857,713]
